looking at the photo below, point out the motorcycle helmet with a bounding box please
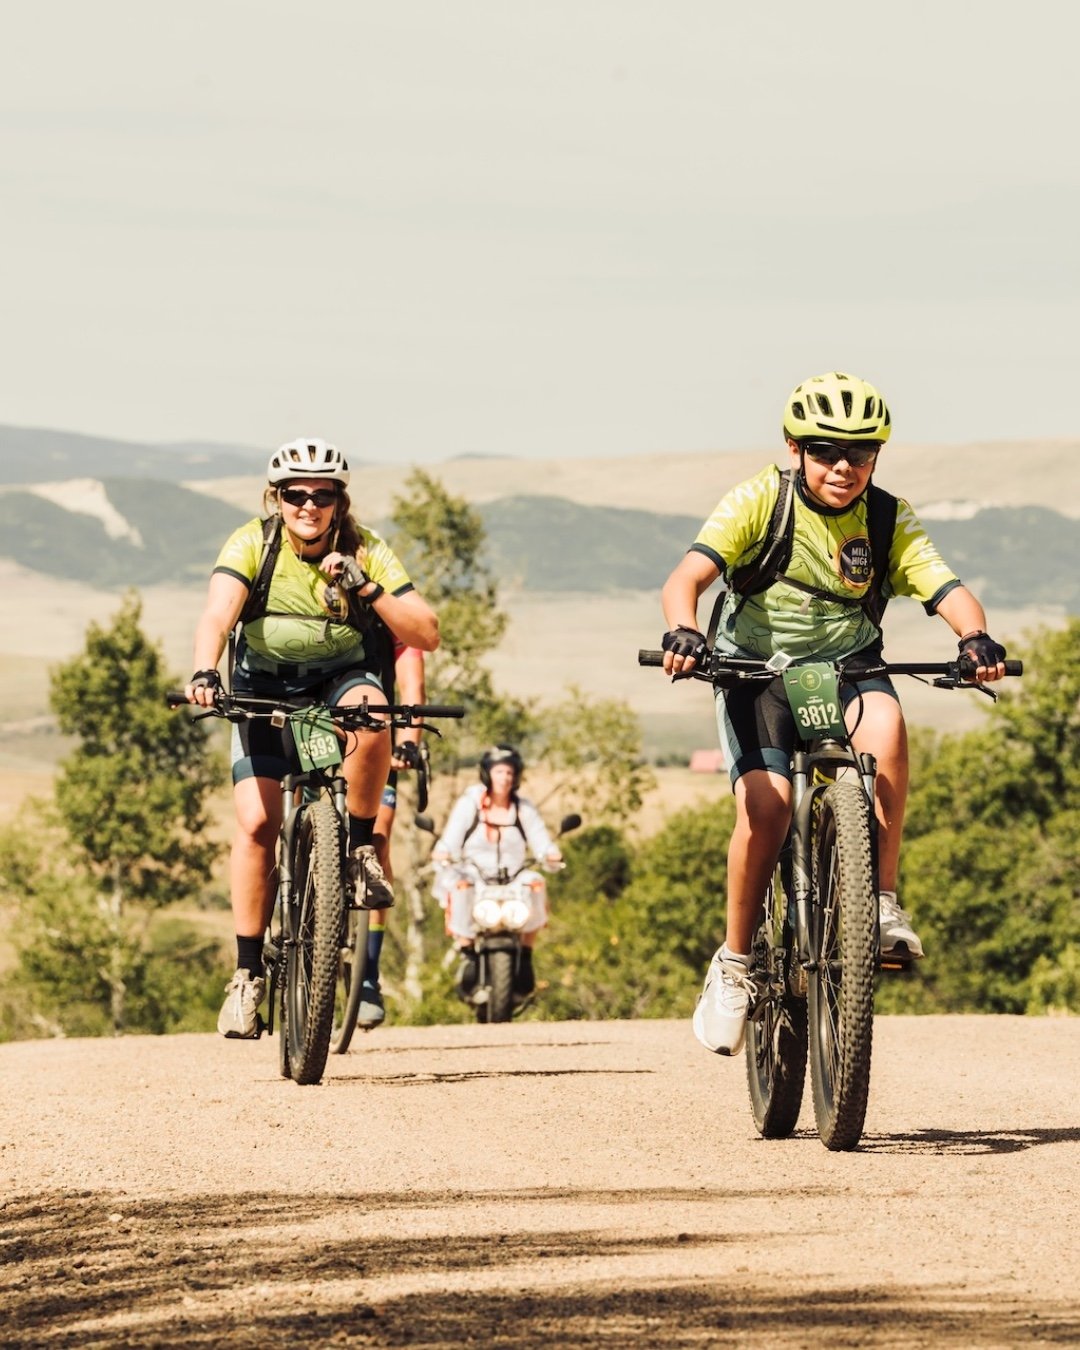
[783,372,892,446]
[479,744,523,790]
[267,438,351,486]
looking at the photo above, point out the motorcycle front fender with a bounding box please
[474,933,520,954]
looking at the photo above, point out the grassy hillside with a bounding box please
[0,481,246,586]
[0,478,1076,612]
[479,496,701,591]
[0,425,266,483]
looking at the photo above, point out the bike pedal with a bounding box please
[879,957,913,973]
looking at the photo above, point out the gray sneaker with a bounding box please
[879,893,925,960]
[348,845,395,909]
[357,981,385,1030]
[217,969,266,1038]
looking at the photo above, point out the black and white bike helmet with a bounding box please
[479,744,524,790]
[267,438,351,486]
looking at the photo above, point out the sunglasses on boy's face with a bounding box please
[279,487,340,508]
[801,441,880,469]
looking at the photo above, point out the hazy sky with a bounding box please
[2,1,1077,462]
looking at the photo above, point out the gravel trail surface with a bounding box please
[2,1016,1077,1347]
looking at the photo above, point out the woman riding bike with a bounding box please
[431,745,563,1001]
[185,437,439,1039]
[659,372,1007,1057]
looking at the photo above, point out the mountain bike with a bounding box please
[168,689,464,1083]
[637,646,1022,1150]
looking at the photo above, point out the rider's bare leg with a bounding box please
[337,684,392,820]
[847,690,908,893]
[725,768,793,955]
[231,776,284,935]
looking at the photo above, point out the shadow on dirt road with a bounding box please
[3,1189,1074,1349]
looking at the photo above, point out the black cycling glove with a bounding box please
[335,556,384,601]
[957,630,1006,674]
[395,741,421,770]
[189,668,222,693]
[661,626,708,663]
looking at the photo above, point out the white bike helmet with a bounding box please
[267,438,351,486]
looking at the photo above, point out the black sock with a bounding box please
[236,935,264,978]
[348,815,376,851]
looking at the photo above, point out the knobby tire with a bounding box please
[285,799,344,1085]
[331,906,370,1055]
[808,781,877,1150]
[746,866,808,1137]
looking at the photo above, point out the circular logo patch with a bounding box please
[798,668,823,692]
[837,535,873,589]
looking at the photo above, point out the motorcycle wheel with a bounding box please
[476,949,515,1023]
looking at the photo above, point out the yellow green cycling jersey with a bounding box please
[214,516,413,672]
[691,465,961,662]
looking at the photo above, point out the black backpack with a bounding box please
[227,515,395,694]
[707,468,899,642]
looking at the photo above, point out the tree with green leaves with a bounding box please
[389,467,532,759]
[28,592,225,1032]
[883,619,1080,1013]
[532,683,655,828]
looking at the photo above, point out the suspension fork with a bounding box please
[789,752,814,967]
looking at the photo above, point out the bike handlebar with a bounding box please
[165,689,466,723]
[637,650,1023,681]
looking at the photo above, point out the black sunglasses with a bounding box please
[280,486,340,508]
[802,441,880,469]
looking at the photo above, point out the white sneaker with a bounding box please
[348,845,395,909]
[879,893,924,960]
[692,949,752,1056]
[217,969,266,1038]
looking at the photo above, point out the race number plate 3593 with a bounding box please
[292,709,343,770]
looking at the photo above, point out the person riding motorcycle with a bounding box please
[431,745,563,1000]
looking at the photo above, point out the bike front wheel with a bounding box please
[746,863,808,1138]
[330,906,370,1055]
[807,780,877,1150]
[285,799,345,1085]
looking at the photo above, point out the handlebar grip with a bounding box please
[166,690,190,708]
[412,705,466,718]
[638,649,665,667]
[1004,660,1023,676]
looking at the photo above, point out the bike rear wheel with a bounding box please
[330,906,370,1055]
[807,780,877,1150]
[285,799,344,1085]
[475,949,515,1024]
[746,864,808,1138]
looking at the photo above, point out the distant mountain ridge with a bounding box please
[0,476,1075,612]
[0,425,268,483]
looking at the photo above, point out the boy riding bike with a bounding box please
[659,372,1007,1057]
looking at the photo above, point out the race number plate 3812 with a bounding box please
[782,663,845,740]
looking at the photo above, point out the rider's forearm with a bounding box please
[662,553,718,631]
[191,612,230,673]
[934,586,990,640]
[370,593,440,652]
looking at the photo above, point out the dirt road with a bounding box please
[2,1016,1077,1348]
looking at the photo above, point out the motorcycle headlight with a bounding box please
[472,897,503,928]
[500,897,531,930]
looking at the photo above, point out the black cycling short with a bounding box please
[231,665,384,785]
[714,656,898,784]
